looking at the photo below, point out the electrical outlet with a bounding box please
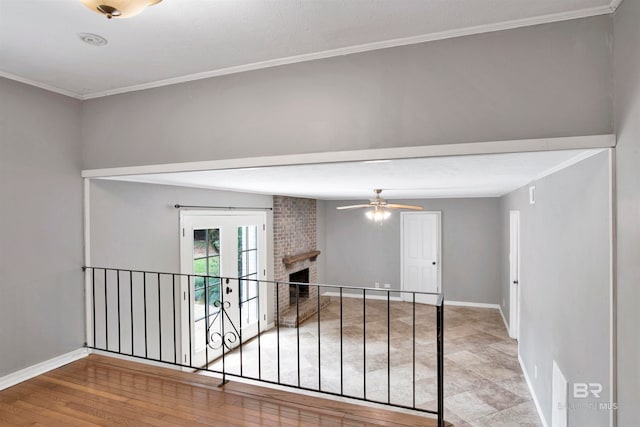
[384,283,391,289]
[375,282,380,288]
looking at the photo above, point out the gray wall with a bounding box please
[613,0,640,424]
[81,15,612,170]
[500,151,611,427]
[90,179,273,273]
[321,198,501,304]
[0,78,84,376]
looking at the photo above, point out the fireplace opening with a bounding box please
[289,268,309,306]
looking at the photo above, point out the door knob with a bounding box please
[226,286,232,295]
[432,261,436,265]
[513,280,519,284]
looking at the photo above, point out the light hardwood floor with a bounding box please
[0,354,446,426]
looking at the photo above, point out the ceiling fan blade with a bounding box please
[385,204,424,210]
[335,204,372,210]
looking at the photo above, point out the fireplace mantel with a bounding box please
[282,250,321,268]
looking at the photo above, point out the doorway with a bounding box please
[179,211,267,368]
[509,210,520,340]
[401,211,442,303]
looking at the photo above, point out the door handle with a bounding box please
[226,286,232,295]
[432,261,437,265]
[513,280,519,284]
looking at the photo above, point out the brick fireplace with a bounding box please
[273,195,328,326]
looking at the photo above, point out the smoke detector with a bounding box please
[78,33,108,47]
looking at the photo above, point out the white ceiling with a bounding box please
[0,0,617,99]
[102,149,603,199]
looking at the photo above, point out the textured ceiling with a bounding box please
[0,0,616,99]
[103,149,603,199]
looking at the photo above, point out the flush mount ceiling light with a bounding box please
[80,0,162,19]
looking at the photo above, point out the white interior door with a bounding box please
[509,210,520,340]
[401,212,441,303]
[180,211,267,369]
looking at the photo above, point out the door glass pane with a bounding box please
[238,225,259,327]
[193,228,221,352]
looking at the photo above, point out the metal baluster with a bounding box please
[92,268,96,348]
[239,278,244,378]
[276,282,281,384]
[130,271,134,356]
[257,280,262,380]
[104,269,108,350]
[340,287,343,396]
[143,272,148,358]
[205,276,209,372]
[317,284,321,391]
[413,293,416,409]
[172,274,177,364]
[296,283,300,387]
[363,288,366,400]
[188,275,193,367]
[158,273,162,361]
[387,290,390,404]
[437,299,444,427]
[117,270,121,353]
[220,277,226,385]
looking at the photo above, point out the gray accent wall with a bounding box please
[0,78,84,376]
[81,15,612,170]
[321,198,501,304]
[499,151,611,427]
[613,0,640,424]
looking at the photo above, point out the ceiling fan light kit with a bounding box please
[337,189,423,222]
[80,0,162,19]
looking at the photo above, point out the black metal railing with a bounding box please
[84,266,445,426]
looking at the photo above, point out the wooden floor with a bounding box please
[0,355,445,426]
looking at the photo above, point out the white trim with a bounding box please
[499,305,510,333]
[445,300,501,309]
[75,5,611,100]
[321,290,403,302]
[610,0,625,12]
[81,135,616,178]
[608,148,617,427]
[0,348,89,391]
[83,179,92,347]
[0,71,81,99]
[519,354,550,427]
[531,148,607,183]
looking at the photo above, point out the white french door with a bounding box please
[179,211,267,368]
[401,211,442,304]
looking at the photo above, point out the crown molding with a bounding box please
[80,5,613,100]
[0,71,82,100]
[2,3,616,101]
[610,0,625,12]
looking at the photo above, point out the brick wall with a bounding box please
[273,196,318,316]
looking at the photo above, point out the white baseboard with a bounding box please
[445,300,501,309]
[321,290,403,301]
[498,305,510,333]
[518,353,550,427]
[0,348,89,391]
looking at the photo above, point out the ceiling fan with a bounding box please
[336,189,424,221]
